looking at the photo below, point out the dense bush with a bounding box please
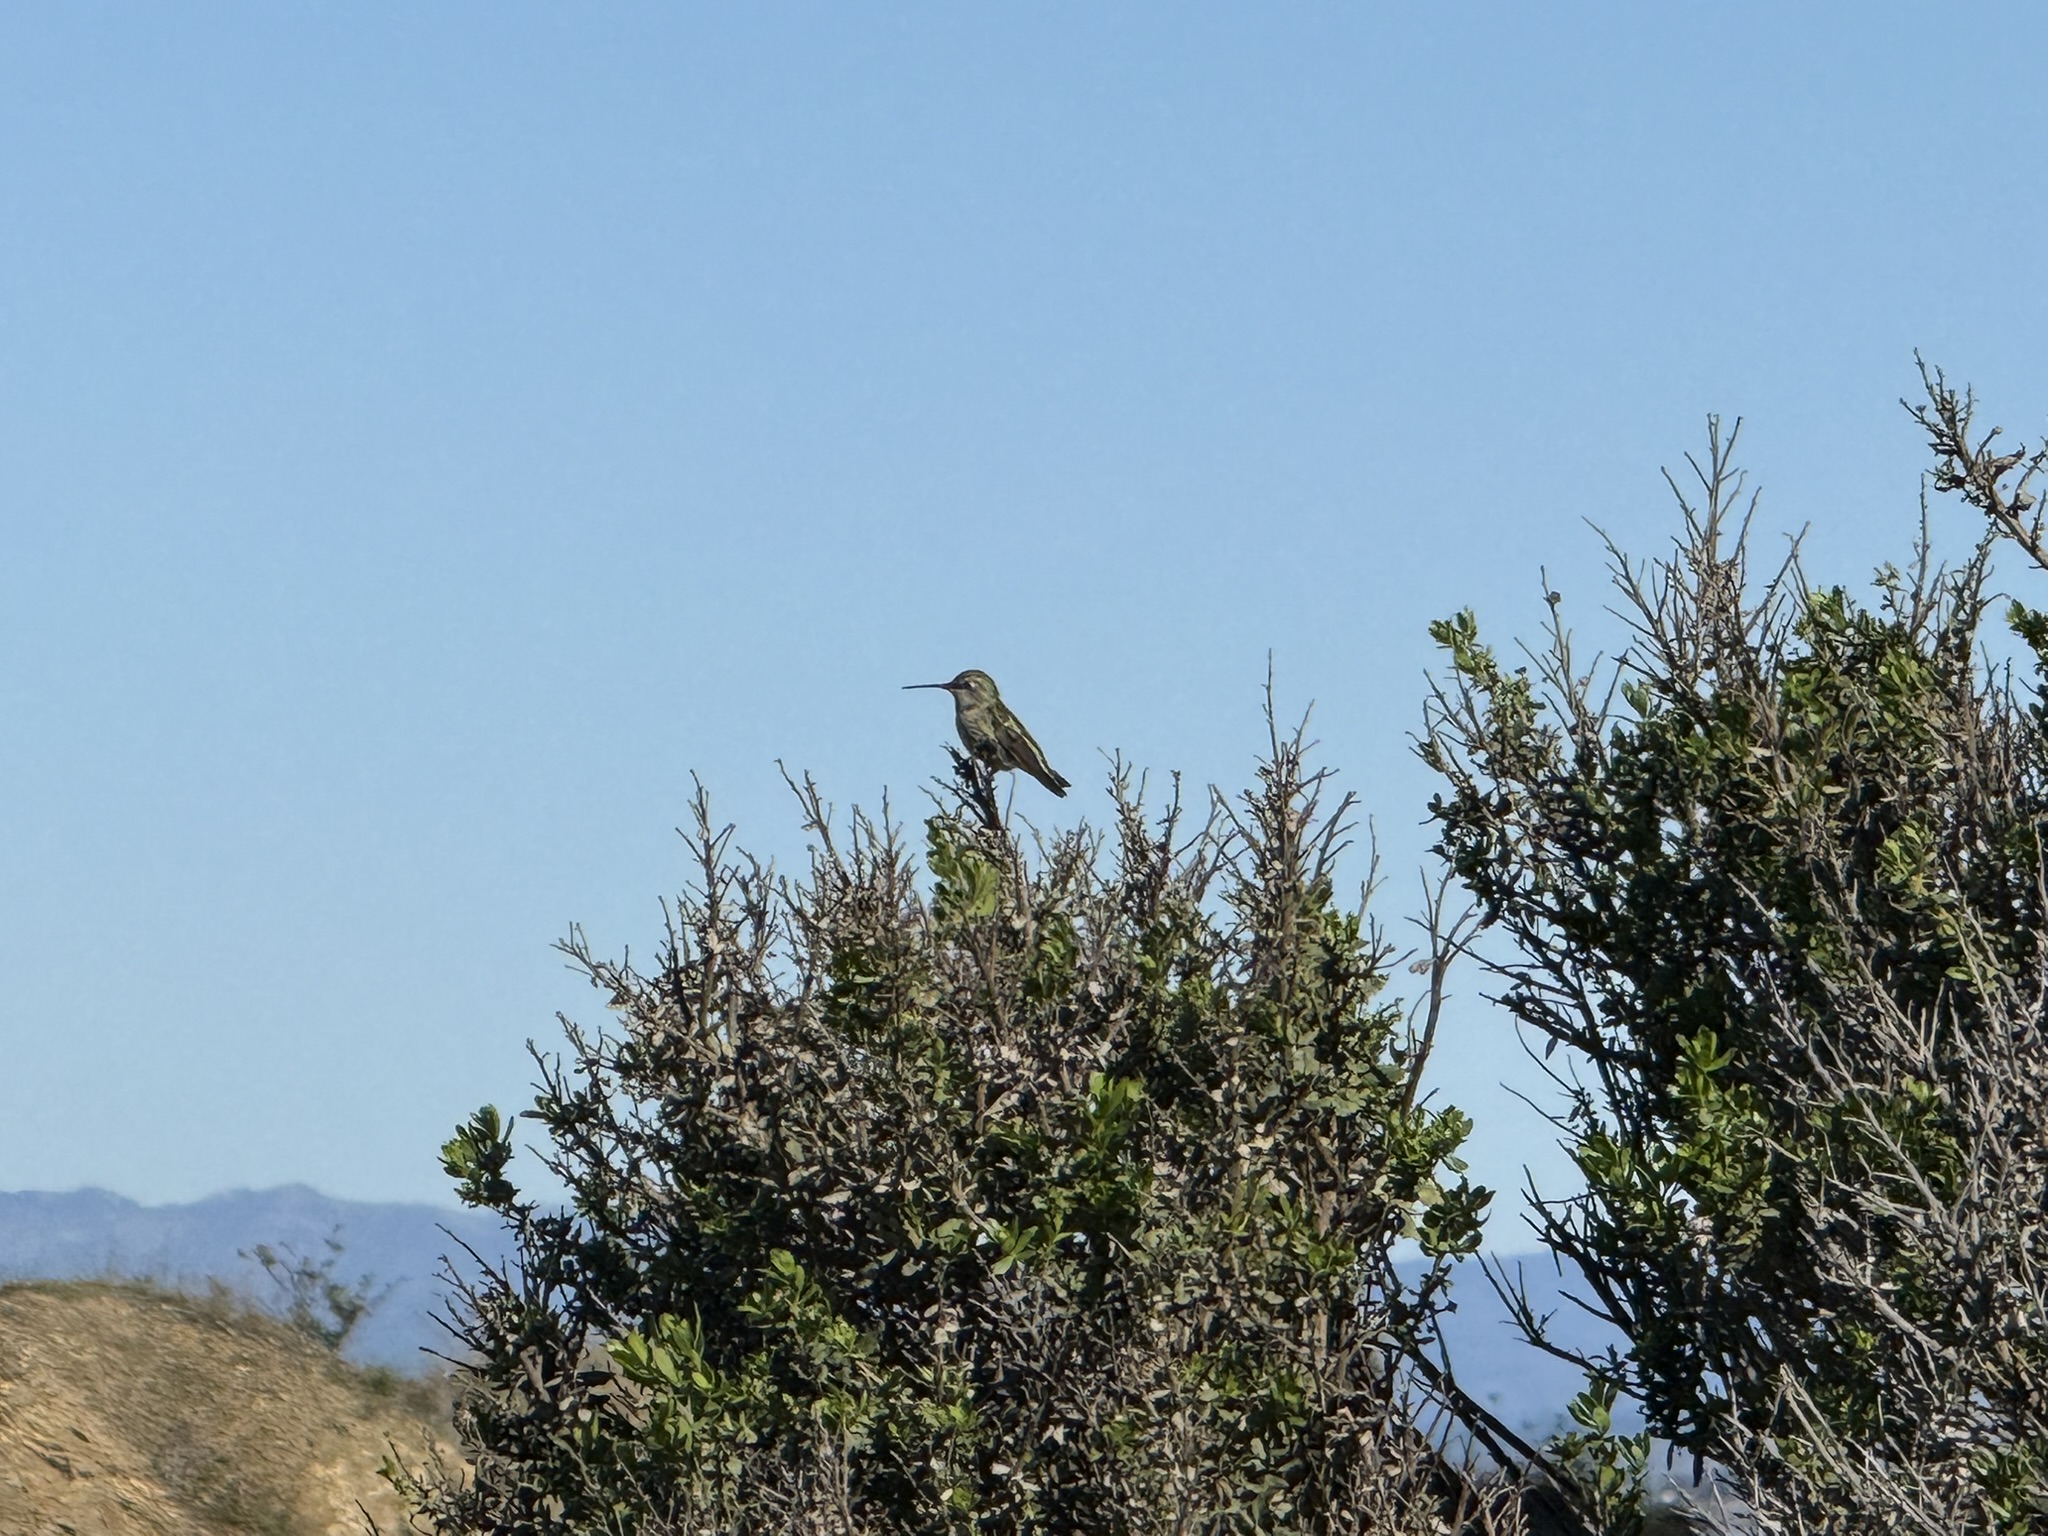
[402,733,1513,1534]
[1421,374,2048,1533]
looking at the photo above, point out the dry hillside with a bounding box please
[0,1280,455,1536]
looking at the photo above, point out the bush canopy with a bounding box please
[398,368,2048,1536]
[411,737,1504,1535]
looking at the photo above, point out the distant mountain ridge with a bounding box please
[0,1185,512,1372]
[0,1186,1612,1434]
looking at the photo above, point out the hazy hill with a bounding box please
[0,1186,512,1374]
[0,1186,1611,1434]
[0,1279,453,1536]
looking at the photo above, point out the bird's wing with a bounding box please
[1000,712,1070,797]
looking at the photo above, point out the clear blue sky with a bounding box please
[5,7,2046,1219]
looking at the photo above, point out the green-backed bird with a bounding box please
[905,669,1071,797]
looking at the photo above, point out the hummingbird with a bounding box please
[904,669,1071,797]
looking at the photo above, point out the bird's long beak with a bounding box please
[903,682,953,691]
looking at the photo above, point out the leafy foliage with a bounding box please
[1422,379,2048,1533]
[399,731,1511,1535]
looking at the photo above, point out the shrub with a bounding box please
[241,1226,391,1354]
[1420,372,2048,1533]
[402,728,1511,1534]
